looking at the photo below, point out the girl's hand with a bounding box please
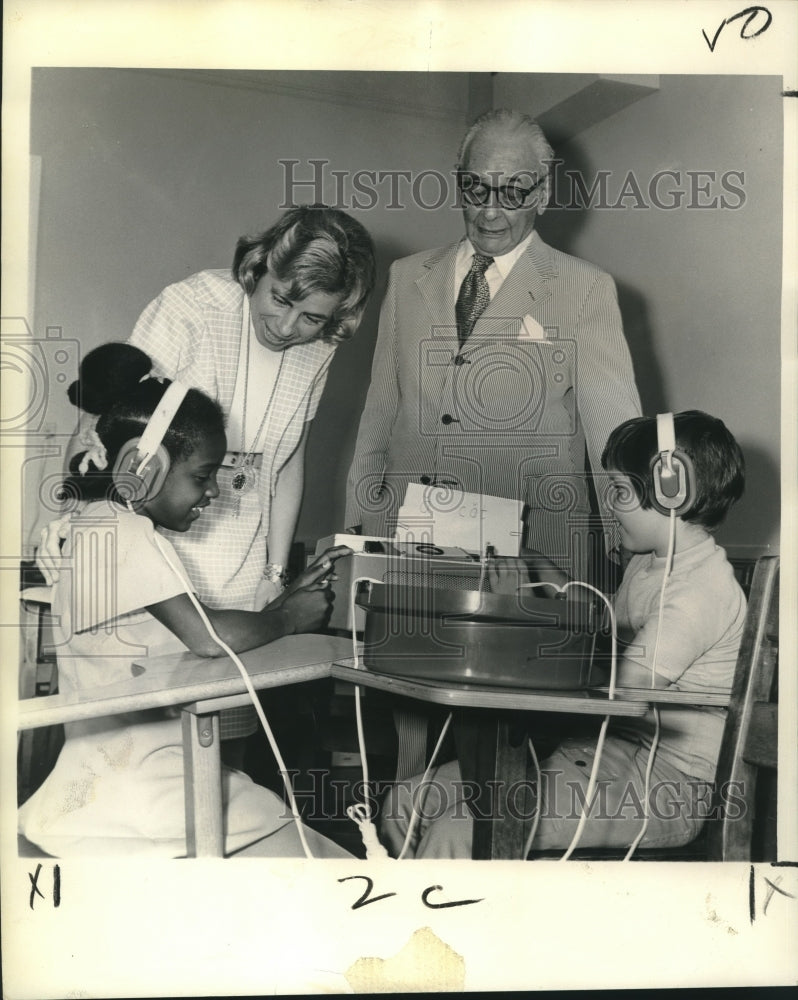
[487,556,531,595]
[276,582,334,635]
[272,545,353,605]
[264,546,352,633]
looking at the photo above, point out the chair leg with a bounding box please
[182,709,225,858]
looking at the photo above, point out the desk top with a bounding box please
[20,634,726,731]
[330,661,649,716]
[18,634,354,730]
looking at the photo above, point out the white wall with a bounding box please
[27,68,470,551]
[27,70,782,558]
[497,73,782,556]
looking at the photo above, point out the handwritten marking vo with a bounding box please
[702,6,773,51]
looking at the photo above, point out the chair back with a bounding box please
[18,585,62,806]
[705,554,779,861]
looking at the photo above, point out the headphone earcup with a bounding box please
[112,437,171,504]
[650,448,696,516]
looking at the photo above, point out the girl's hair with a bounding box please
[232,205,376,344]
[600,410,745,530]
[63,342,225,502]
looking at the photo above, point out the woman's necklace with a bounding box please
[231,298,285,516]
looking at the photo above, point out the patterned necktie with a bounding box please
[455,252,494,347]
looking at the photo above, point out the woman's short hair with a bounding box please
[232,205,376,344]
[600,410,745,530]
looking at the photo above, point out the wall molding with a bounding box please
[136,68,471,123]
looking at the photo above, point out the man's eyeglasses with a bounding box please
[456,170,547,210]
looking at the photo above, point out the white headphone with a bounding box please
[650,412,695,515]
[112,380,189,503]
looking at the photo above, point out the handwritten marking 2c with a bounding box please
[421,885,484,909]
[338,875,484,911]
[338,875,397,909]
[702,6,773,52]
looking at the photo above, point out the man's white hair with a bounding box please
[457,109,554,172]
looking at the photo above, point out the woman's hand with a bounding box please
[35,514,72,585]
[253,577,285,611]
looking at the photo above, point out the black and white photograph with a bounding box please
[2,1,797,995]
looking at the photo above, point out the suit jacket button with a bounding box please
[441,414,455,425]
[420,475,431,485]
[453,354,467,366]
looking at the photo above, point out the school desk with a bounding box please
[17,637,730,861]
[330,662,731,860]
[17,633,354,858]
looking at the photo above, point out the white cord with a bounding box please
[477,542,493,592]
[152,533,315,859]
[346,802,388,858]
[622,508,676,860]
[346,575,393,858]
[523,736,542,859]
[349,576,384,671]
[650,510,677,682]
[346,574,456,859]
[397,712,453,861]
[623,707,661,860]
[517,580,617,860]
[516,581,618,698]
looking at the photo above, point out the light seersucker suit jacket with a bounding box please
[345,232,641,575]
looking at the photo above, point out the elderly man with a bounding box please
[345,109,641,577]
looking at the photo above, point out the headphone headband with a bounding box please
[652,411,695,514]
[135,380,189,475]
[656,412,676,456]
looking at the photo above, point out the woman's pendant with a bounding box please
[232,462,258,517]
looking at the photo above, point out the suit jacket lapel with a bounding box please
[471,232,557,342]
[415,243,459,334]
[414,233,558,345]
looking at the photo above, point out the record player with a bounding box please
[315,534,600,690]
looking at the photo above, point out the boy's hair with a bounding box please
[62,342,225,503]
[601,410,745,529]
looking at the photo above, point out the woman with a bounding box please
[42,205,376,744]
[127,205,375,613]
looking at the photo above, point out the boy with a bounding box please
[380,410,747,859]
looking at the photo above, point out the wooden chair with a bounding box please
[18,583,64,807]
[703,553,779,860]
[530,554,780,862]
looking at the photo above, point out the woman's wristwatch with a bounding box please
[263,563,287,585]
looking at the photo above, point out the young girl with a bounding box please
[19,343,351,858]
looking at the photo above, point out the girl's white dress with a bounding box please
[18,503,303,857]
